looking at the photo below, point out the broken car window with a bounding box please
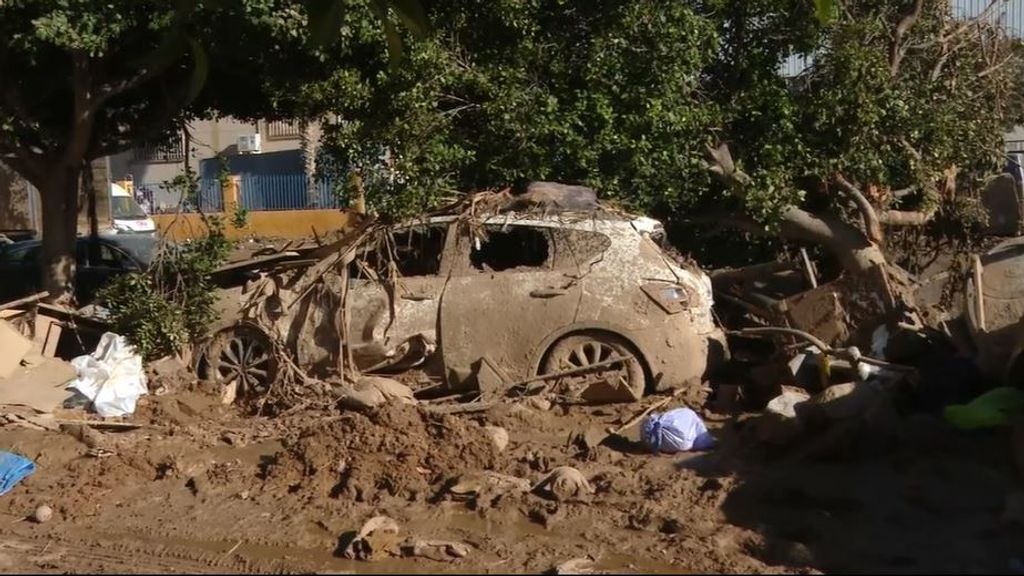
[351,225,447,279]
[393,225,446,276]
[470,225,551,272]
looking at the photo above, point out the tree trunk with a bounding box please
[39,167,83,304]
[777,206,887,274]
[300,120,322,208]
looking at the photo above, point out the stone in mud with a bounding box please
[481,425,509,452]
[532,466,593,501]
[360,376,416,404]
[340,515,401,561]
[797,382,883,423]
[447,471,531,501]
[337,377,416,411]
[525,396,552,411]
[32,505,53,524]
[766,387,810,419]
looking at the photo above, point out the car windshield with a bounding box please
[111,196,149,220]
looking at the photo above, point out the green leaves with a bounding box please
[183,36,208,104]
[812,0,836,25]
[306,0,429,67]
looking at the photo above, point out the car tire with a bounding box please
[205,323,279,400]
[541,332,646,402]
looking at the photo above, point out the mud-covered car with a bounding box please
[965,236,1024,385]
[200,207,727,403]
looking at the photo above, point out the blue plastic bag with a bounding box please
[0,451,36,496]
[641,407,715,454]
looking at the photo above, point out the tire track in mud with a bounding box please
[0,531,299,574]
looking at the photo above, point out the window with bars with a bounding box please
[265,120,301,140]
[133,138,185,163]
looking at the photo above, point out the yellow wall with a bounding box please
[152,209,354,242]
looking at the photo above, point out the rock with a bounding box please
[339,377,416,411]
[338,385,386,411]
[220,380,238,405]
[401,539,471,561]
[31,505,52,524]
[798,382,883,423]
[447,471,531,501]
[532,466,593,501]
[525,396,552,411]
[766,388,810,419]
[61,424,105,450]
[359,376,416,404]
[481,425,509,452]
[340,515,401,561]
[554,557,602,574]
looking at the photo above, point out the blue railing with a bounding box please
[137,180,223,214]
[238,174,342,212]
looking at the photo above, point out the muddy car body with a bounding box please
[966,236,1024,384]
[205,210,726,401]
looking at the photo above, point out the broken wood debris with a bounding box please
[0,291,48,312]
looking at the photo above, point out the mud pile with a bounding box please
[263,404,500,503]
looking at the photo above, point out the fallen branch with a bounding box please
[421,401,499,415]
[604,377,680,438]
[54,419,152,430]
[0,291,49,312]
[506,356,631,390]
[877,209,936,226]
[835,173,883,244]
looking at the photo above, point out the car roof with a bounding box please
[0,236,157,266]
[396,211,664,235]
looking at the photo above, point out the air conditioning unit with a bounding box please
[237,134,262,154]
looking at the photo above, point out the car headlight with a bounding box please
[641,281,693,314]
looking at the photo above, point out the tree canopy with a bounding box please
[306,0,1023,270]
[0,0,422,300]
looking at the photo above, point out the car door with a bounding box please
[438,222,585,386]
[0,244,41,301]
[78,240,141,303]
[345,222,453,370]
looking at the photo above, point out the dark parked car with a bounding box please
[0,235,157,304]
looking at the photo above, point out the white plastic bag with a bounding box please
[66,332,148,417]
[641,407,715,454]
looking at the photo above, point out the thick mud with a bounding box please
[1,383,1022,574]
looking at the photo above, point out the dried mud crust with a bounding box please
[263,404,501,502]
[0,384,1022,574]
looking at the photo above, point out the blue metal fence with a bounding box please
[238,174,342,212]
[137,180,223,214]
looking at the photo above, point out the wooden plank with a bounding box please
[0,291,48,312]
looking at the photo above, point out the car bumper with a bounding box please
[628,314,729,393]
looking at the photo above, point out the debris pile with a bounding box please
[262,403,501,502]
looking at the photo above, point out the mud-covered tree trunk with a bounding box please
[705,143,891,276]
[776,206,888,274]
[38,166,83,303]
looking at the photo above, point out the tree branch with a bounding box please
[95,65,168,107]
[890,0,924,76]
[93,80,188,158]
[834,173,884,245]
[877,209,935,226]
[65,50,96,169]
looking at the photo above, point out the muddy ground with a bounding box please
[1,377,1022,574]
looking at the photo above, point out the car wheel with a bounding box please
[541,333,646,402]
[206,324,279,400]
